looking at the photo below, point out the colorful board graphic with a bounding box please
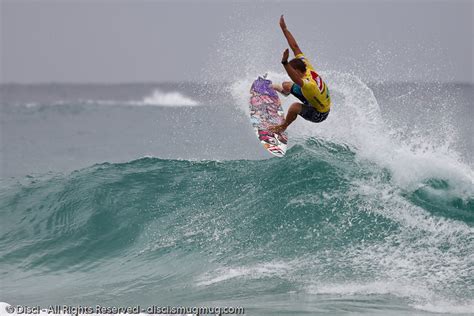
[249,76,288,157]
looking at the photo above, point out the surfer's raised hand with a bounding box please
[279,15,287,30]
[282,48,290,63]
[279,16,302,56]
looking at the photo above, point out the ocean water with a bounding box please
[0,74,473,315]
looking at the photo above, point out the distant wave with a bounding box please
[131,89,200,106]
[20,89,200,107]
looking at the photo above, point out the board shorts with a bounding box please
[290,84,329,123]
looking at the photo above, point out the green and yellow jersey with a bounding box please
[295,53,331,113]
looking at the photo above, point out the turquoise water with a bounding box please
[1,139,473,314]
[1,77,473,314]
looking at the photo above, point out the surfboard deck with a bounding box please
[249,76,288,157]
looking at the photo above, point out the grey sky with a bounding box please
[1,0,472,83]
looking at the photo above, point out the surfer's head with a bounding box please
[289,58,306,76]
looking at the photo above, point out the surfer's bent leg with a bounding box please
[269,81,306,133]
[268,102,303,133]
[272,82,292,96]
[284,102,303,127]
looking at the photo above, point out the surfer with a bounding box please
[269,15,331,133]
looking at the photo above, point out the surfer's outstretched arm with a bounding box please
[280,15,302,56]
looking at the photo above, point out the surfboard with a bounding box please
[249,76,288,157]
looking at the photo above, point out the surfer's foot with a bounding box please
[269,123,288,133]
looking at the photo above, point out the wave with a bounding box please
[2,70,472,312]
[0,140,472,312]
[20,89,200,108]
[130,89,200,106]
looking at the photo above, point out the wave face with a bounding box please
[1,139,472,313]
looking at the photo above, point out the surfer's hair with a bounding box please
[289,58,306,74]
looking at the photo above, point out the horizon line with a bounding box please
[1,80,473,86]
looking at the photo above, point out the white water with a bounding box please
[230,71,473,196]
[132,89,200,106]
[228,71,474,313]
